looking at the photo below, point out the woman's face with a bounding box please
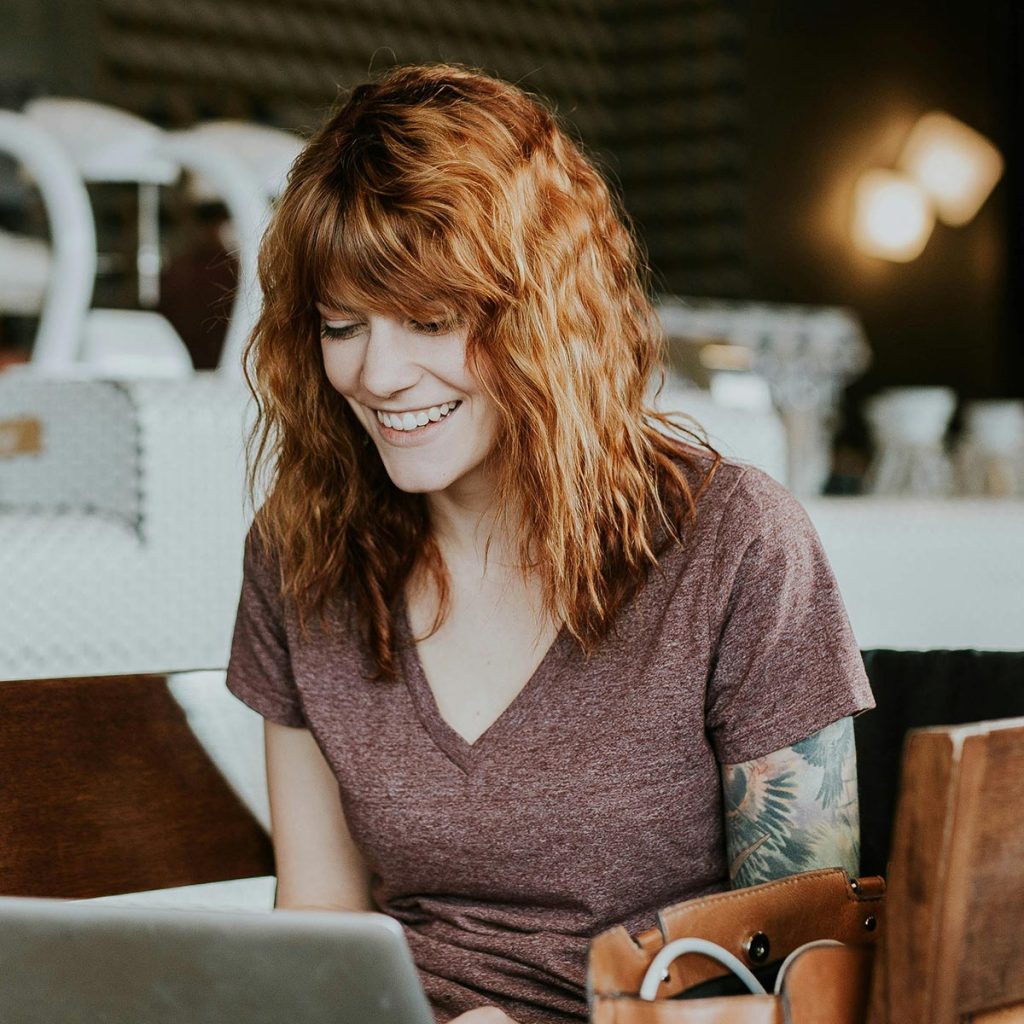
[317,304,500,498]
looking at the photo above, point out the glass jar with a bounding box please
[955,400,1024,497]
[864,387,957,497]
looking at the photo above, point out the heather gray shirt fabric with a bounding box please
[226,455,874,1023]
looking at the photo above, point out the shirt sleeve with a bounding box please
[225,524,308,728]
[704,467,875,765]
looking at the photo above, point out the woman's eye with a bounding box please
[320,322,361,340]
[412,320,444,334]
[413,318,460,335]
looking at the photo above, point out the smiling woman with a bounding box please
[314,308,498,494]
[226,63,874,1024]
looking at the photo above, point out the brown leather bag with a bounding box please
[587,868,885,1024]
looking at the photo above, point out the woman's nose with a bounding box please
[359,321,420,399]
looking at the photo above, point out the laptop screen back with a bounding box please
[0,896,436,1024]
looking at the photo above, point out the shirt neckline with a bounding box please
[397,597,570,772]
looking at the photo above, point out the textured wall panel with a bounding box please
[94,0,615,150]
[89,0,746,296]
[607,0,748,297]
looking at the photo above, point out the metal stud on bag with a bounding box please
[744,931,771,964]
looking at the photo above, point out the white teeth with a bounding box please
[376,401,459,432]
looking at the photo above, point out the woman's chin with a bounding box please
[378,458,459,495]
[377,450,494,500]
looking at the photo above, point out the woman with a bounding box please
[226,63,874,1024]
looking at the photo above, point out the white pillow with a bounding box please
[166,669,270,832]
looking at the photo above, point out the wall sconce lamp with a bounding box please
[898,111,1005,226]
[851,110,1003,261]
[851,169,935,262]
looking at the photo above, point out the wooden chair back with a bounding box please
[868,715,1024,1024]
[0,674,273,899]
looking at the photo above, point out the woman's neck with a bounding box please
[412,472,555,649]
[424,469,521,578]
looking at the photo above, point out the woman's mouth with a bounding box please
[375,401,461,432]
[373,401,462,444]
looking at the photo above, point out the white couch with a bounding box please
[0,374,253,681]
[0,374,269,911]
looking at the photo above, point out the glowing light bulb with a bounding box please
[851,169,935,262]
[899,111,1003,226]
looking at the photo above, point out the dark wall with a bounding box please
[0,1,97,108]
[744,1,1020,400]
[90,0,614,151]
[606,1,749,298]
[1,1,614,155]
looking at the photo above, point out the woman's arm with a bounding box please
[264,719,376,912]
[720,716,860,889]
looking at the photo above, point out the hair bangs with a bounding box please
[303,184,485,329]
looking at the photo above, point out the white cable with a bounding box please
[772,939,845,995]
[639,937,768,1000]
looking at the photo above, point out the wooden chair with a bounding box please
[868,715,1024,1024]
[0,674,273,900]
[855,649,1024,878]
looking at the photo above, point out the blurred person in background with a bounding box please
[226,63,874,1024]
[157,199,236,370]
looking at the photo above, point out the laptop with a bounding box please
[0,896,436,1024]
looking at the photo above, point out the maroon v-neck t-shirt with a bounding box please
[225,455,875,1023]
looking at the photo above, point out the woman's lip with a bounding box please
[372,403,460,447]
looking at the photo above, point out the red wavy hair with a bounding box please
[244,62,720,680]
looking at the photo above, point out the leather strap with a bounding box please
[589,870,884,998]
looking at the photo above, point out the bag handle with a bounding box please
[772,939,844,995]
[638,937,850,1001]
[638,938,768,1000]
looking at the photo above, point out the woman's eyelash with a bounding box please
[415,320,449,334]
[408,318,459,334]
[318,319,455,340]
[319,323,361,340]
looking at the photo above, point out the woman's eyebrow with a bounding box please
[315,302,359,318]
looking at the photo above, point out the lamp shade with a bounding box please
[851,169,935,262]
[898,111,1003,226]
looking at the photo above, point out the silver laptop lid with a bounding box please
[0,896,436,1024]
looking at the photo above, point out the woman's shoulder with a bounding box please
[669,443,798,528]
[242,515,281,579]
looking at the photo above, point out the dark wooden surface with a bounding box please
[0,674,274,899]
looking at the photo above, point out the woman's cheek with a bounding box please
[321,344,360,396]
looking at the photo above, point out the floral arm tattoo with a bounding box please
[721,717,860,889]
